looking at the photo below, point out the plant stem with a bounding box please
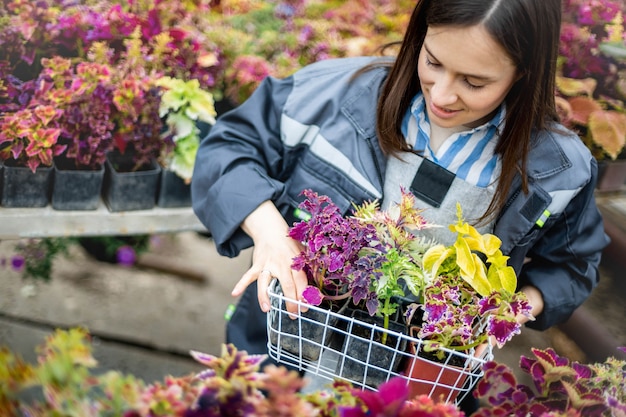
[382,298,390,345]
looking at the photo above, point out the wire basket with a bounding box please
[267,280,493,404]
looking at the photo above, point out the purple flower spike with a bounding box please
[11,255,25,271]
[116,245,136,266]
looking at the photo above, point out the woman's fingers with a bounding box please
[255,269,274,312]
[256,266,307,316]
[231,268,258,297]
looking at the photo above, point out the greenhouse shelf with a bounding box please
[0,199,206,239]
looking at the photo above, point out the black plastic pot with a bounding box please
[597,159,626,192]
[156,169,191,208]
[1,160,53,208]
[336,308,408,389]
[268,282,346,361]
[102,151,161,212]
[51,159,104,210]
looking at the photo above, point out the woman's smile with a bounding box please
[429,101,461,120]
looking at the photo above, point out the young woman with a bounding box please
[191,0,608,391]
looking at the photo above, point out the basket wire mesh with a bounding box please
[267,279,493,404]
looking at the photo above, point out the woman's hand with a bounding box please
[519,285,544,324]
[232,200,308,315]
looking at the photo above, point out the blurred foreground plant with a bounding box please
[473,346,626,416]
[1,328,624,416]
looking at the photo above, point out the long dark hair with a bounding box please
[370,0,561,222]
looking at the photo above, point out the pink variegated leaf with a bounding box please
[27,158,40,173]
[11,143,23,160]
[302,285,323,306]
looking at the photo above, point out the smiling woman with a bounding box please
[191,0,608,412]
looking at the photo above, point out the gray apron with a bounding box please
[382,152,497,246]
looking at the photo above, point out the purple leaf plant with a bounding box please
[289,188,438,342]
[473,346,626,416]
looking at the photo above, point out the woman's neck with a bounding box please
[428,123,465,154]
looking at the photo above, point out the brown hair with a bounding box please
[367,0,561,222]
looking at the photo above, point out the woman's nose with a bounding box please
[430,75,458,106]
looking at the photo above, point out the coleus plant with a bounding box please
[408,204,532,359]
[35,56,116,170]
[556,0,626,160]
[473,346,626,416]
[0,104,66,172]
[289,189,378,307]
[289,189,437,344]
[155,75,217,183]
[2,327,625,416]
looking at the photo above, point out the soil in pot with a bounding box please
[335,308,407,389]
[51,158,104,211]
[1,159,53,208]
[268,281,346,362]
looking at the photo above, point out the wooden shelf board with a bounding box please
[0,199,207,239]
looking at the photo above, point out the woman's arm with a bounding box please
[520,167,608,329]
[191,75,295,258]
[232,200,308,315]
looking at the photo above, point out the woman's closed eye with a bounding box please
[463,78,484,90]
[426,56,485,91]
[425,56,439,68]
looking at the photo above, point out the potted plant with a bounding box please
[556,0,626,191]
[154,75,217,208]
[269,192,530,401]
[275,190,425,388]
[0,103,65,207]
[330,191,438,388]
[401,204,532,401]
[34,56,116,210]
[89,17,222,211]
[80,30,166,212]
[1,0,225,211]
[269,189,375,361]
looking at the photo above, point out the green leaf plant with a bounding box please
[407,203,532,360]
[155,76,217,183]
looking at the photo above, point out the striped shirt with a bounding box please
[401,93,505,188]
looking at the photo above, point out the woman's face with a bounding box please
[417,24,519,129]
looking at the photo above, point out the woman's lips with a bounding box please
[429,101,461,120]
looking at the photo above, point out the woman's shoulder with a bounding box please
[283,57,392,114]
[527,122,594,181]
[295,56,393,75]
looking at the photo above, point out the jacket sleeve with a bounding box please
[520,158,609,330]
[191,75,294,258]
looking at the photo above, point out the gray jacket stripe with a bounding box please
[547,187,583,215]
[282,114,381,197]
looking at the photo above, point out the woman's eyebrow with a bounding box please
[424,43,494,81]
